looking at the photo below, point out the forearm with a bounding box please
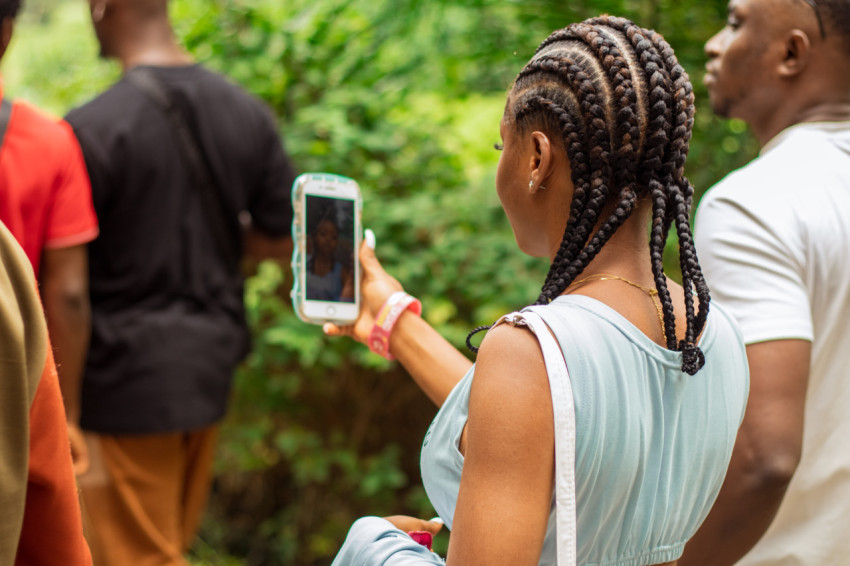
[42,291,90,424]
[390,312,473,407]
[243,224,292,264]
[679,457,793,565]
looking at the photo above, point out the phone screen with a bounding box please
[304,194,356,303]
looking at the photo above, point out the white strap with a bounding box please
[496,311,577,565]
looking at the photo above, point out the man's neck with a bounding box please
[755,100,850,147]
[116,25,193,71]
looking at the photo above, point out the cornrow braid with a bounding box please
[598,18,710,373]
[526,26,639,303]
[467,16,710,375]
[595,17,682,351]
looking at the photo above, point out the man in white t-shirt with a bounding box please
[679,0,850,565]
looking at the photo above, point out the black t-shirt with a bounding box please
[66,64,296,434]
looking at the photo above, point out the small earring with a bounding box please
[528,179,534,189]
[540,185,547,191]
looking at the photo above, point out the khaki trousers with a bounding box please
[78,426,218,566]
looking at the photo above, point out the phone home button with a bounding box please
[326,306,336,317]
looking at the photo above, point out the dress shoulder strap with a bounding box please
[494,310,577,565]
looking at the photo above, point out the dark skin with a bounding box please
[681,0,850,563]
[0,15,13,60]
[39,246,92,474]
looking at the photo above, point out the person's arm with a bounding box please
[680,338,809,565]
[243,102,296,271]
[444,323,554,564]
[331,323,554,565]
[39,245,91,474]
[39,245,89,423]
[242,220,292,271]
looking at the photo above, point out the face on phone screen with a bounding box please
[305,195,356,303]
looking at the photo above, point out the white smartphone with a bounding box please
[291,173,362,325]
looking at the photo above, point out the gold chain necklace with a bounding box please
[568,273,666,341]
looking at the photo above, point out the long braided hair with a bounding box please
[468,16,709,375]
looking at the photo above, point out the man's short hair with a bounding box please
[0,0,22,22]
[820,0,850,47]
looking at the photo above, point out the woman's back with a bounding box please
[421,295,749,565]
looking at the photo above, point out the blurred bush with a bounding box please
[4,0,758,564]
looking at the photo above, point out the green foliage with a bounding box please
[3,1,758,564]
[2,0,119,115]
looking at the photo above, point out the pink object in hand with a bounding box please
[408,530,433,551]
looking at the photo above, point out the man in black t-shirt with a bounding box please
[65,0,296,564]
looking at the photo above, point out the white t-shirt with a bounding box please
[695,121,850,565]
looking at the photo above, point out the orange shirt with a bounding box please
[0,85,98,275]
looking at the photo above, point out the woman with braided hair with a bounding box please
[327,16,749,566]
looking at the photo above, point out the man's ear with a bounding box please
[91,1,109,24]
[779,29,811,77]
[528,131,554,192]
[0,17,15,62]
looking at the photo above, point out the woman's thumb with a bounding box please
[359,228,382,273]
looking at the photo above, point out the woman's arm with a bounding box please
[387,312,472,407]
[325,237,472,407]
[445,322,555,564]
[331,323,556,565]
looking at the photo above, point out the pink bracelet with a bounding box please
[368,291,422,360]
[408,530,433,551]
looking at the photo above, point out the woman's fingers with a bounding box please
[383,515,444,535]
[323,323,354,337]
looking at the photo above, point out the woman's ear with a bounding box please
[528,131,554,193]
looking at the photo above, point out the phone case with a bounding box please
[290,172,362,325]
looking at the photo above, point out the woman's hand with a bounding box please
[325,228,472,407]
[324,229,403,344]
[383,515,444,536]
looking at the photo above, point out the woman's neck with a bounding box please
[551,201,654,284]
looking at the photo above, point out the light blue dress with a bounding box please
[333,295,749,565]
[305,254,344,301]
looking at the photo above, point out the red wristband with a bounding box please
[408,530,433,551]
[368,291,422,360]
